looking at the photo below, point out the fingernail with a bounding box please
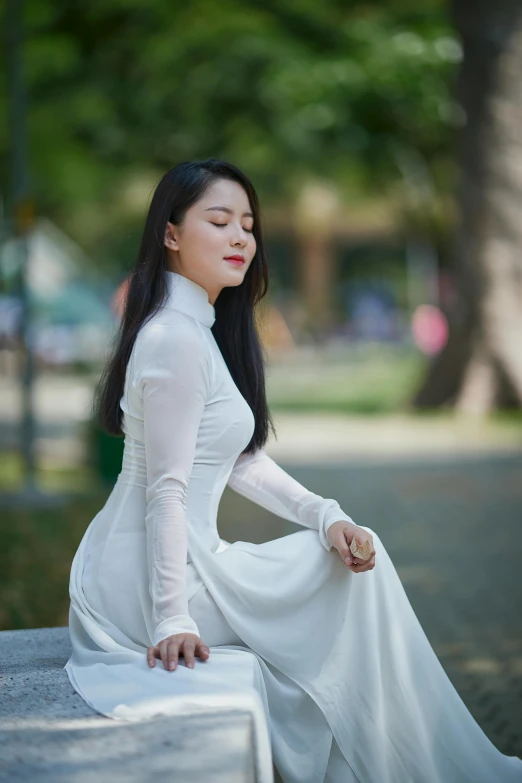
[189,662,194,668]
[345,558,352,565]
[169,662,175,670]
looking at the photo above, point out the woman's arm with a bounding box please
[137,321,210,647]
[227,447,355,551]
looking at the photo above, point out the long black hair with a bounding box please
[94,158,276,455]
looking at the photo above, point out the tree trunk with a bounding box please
[293,181,340,340]
[413,0,522,413]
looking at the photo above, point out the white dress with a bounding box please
[65,270,522,783]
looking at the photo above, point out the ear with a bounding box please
[164,221,179,251]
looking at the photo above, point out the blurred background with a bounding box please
[1,0,521,757]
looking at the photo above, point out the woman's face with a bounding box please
[164,178,257,305]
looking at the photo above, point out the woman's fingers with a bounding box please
[196,641,210,660]
[341,529,371,564]
[147,646,157,667]
[165,639,181,670]
[347,529,375,571]
[147,640,211,671]
[347,554,376,572]
[351,548,376,565]
[182,639,196,668]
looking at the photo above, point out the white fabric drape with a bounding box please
[65,270,522,783]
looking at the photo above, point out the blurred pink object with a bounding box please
[111,277,131,321]
[411,304,449,355]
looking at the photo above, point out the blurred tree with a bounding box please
[0,0,458,276]
[413,0,522,412]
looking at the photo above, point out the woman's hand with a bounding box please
[147,632,210,671]
[327,521,376,573]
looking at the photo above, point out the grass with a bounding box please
[267,344,427,414]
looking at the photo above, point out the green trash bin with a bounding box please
[89,419,124,484]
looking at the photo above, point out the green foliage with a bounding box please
[0,457,109,630]
[1,0,458,272]
[0,498,89,629]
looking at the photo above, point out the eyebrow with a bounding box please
[204,206,254,218]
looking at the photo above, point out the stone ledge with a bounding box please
[0,627,275,783]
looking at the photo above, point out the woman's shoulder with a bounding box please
[133,310,212,374]
[138,307,206,344]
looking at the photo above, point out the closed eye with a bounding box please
[210,222,253,234]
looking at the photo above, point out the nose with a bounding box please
[232,228,248,246]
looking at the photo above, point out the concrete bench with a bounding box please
[0,627,278,783]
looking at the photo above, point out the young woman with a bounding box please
[65,158,522,783]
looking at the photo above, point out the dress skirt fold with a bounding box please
[184,523,522,783]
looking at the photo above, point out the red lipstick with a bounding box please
[224,255,245,266]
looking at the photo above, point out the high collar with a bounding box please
[164,270,215,328]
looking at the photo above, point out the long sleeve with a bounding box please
[136,321,210,647]
[227,447,355,551]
